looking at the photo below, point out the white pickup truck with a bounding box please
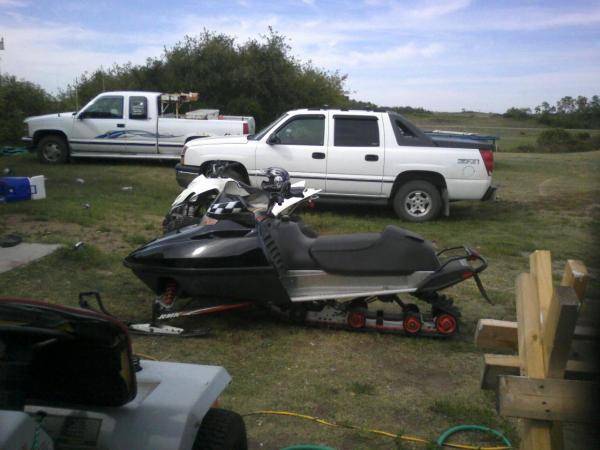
[22,91,254,163]
[177,109,496,221]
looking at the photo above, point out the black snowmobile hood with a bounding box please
[124,220,255,265]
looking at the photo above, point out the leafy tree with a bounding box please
[503,107,531,120]
[0,75,57,145]
[57,29,349,127]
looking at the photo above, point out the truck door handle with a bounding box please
[365,154,379,161]
[117,123,125,128]
[312,152,326,160]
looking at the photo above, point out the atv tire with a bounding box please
[193,408,248,450]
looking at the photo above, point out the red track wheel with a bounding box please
[435,313,458,336]
[403,313,422,336]
[347,311,366,329]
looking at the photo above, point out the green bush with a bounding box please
[0,75,57,145]
[533,128,599,153]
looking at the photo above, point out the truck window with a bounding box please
[83,96,124,119]
[129,96,148,120]
[272,115,324,146]
[334,116,379,147]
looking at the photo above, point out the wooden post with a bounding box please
[560,260,588,301]
[530,250,554,324]
[543,287,580,378]
[516,273,554,449]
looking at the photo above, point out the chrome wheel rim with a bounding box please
[43,142,62,162]
[404,190,432,218]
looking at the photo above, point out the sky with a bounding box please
[0,0,599,112]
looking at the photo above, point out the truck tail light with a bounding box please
[479,149,494,176]
[243,122,249,135]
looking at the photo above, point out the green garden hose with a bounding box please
[437,424,512,448]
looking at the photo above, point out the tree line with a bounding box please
[504,95,600,129]
[0,30,349,144]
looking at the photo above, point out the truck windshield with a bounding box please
[247,113,288,140]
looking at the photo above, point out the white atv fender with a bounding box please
[171,175,320,218]
[171,175,230,209]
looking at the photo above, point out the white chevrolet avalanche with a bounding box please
[176,109,496,222]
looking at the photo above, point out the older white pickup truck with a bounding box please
[177,109,496,222]
[22,91,254,163]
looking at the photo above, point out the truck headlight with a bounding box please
[181,144,188,163]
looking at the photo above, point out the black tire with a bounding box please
[392,180,442,222]
[221,167,245,183]
[37,135,69,164]
[193,408,248,450]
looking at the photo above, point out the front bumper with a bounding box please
[175,163,200,187]
[21,136,34,150]
[481,185,497,201]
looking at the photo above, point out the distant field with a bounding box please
[404,111,600,151]
[1,151,598,449]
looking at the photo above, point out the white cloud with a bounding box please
[406,0,472,19]
[0,1,599,112]
[0,0,28,7]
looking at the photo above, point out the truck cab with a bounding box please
[23,91,253,163]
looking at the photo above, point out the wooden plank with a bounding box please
[481,353,520,390]
[498,376,600,423]
[543,286,580,378]
[530,250,554,324]
[475,319,518,350]
[474,320,598,352]
[561,259,589,301]
[516,273,545,378]
[482,355,600,391]
[515,272,553,450]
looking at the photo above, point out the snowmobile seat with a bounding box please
[308,225,440,275]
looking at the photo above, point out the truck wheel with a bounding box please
[193,408,248,450]
[221,168,245,183]
[393,180,441,222]
[37,135,68,164]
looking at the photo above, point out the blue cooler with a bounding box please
[0,177,32,203]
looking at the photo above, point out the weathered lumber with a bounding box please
[530,250,554,324]
[498,376,600,423]
[560,259,589,301]
[543,287,580,378]
[475,319,598,352]
[481,355,599,391]
[475,319,518,350]
[516,272,553,449]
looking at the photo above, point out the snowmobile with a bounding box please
[125,168,491,337]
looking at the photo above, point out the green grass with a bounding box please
[403,111,600,152]
[1,151,599,449]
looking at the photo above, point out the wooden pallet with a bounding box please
[475,251,599,449]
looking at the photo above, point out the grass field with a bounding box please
[1,150,599,449]
[403,111,600,152]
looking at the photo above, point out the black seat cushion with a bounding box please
[309,226,439,275]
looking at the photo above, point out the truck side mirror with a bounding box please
[267,134,281,145]
[77,112,86,120]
